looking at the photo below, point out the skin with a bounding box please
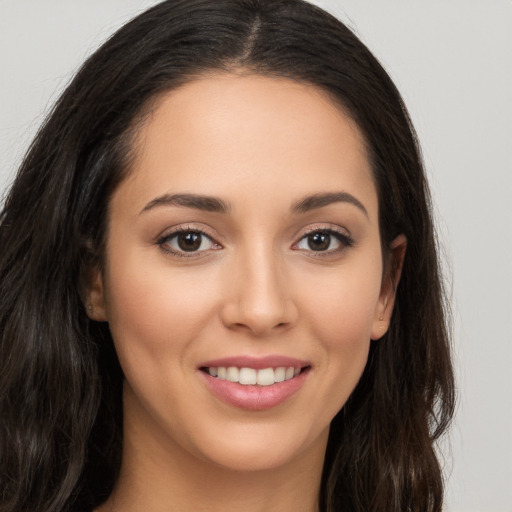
[88,73,406,512]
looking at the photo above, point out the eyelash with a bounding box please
[157,226,353,259]
[157,226,220,259]
[294,226,354,257]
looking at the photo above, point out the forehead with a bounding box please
[117,73,377,219]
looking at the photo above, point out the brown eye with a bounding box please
[177,232,202,251]
[307,232,331,251]
[294,228,352,254]
[160,230,219,255]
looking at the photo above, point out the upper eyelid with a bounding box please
[298,229,351,240]
[294,223,351,240]
[157,224,220,242]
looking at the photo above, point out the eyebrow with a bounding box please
[291,192,368,217]
[140,193,230,215]
[140,191,367,217]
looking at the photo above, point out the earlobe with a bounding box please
[84,266,108,322]
[371,234,407,340]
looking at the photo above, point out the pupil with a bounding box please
[308,232,330,251]
[177,232,201,251]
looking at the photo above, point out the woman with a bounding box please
[0,1,454,511]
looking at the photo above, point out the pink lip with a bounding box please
[199,355,309,370]
[198,355,311,411]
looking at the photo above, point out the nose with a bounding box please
[220,247,298,336]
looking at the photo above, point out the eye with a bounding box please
[294,229,352,253]
[158,229,220,257]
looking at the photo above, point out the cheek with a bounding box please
[305,259,382,340]
[103,250,222,363]
[298,256,382,393]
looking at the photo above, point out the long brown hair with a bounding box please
[0,1,454,510]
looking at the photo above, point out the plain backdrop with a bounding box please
[1,1,511,510]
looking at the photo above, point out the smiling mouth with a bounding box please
[200,366,309,386]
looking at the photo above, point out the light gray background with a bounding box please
[1,1,511,510]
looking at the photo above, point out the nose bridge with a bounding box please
[222,237,297,335]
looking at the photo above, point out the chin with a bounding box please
[189,422,329,473]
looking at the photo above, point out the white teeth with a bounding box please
[256,367,274,386]
[226,367,239,382]
[239,367,257,385]
[207,366,303,385]
[274,367,285,382]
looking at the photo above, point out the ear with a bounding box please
[83,264,108,322]
[371,234,407,340]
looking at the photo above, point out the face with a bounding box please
[88,73,404,473]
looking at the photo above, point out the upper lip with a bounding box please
[199,355,310,370]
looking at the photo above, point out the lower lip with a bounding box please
[200,369,310,411]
